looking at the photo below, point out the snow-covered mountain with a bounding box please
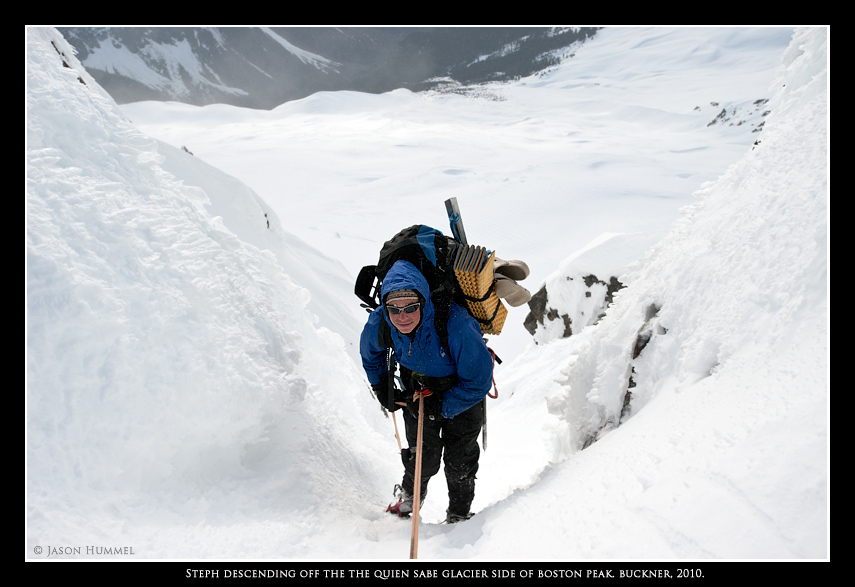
[58,27,600,109]
[26,25,827,564]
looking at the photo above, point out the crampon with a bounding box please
[385,484,413,518]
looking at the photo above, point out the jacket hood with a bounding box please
[381,260,434,329]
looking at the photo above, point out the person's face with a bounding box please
[386,299,421,334]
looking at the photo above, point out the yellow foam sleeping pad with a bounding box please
[452,245,507,335]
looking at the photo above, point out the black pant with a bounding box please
[400,399,484,516]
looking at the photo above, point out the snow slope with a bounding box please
[121,26,797,364]
[26,26,827,562]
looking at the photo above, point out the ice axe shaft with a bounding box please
[444,197,468,246]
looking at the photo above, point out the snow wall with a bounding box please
[26,27,393,554]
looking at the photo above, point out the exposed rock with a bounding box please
[523,232,665,345]
[704,98,770,132]
[621,303,666,424]
[523,286,548,336]
[524,273,624,343]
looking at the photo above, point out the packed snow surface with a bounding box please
[26,26,827,561]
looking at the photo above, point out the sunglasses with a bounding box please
[386,302,421,315]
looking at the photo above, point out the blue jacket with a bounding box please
[360,260,494,418]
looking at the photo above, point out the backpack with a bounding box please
[355,225,467,349]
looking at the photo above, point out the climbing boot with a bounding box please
[444,507,474,524]
[385,484,413,518]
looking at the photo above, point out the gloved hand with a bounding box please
[372,377,405,412]
[407,388,443,422]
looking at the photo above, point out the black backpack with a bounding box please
[355,225,465,349]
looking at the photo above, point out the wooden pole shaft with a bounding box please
[392,411,402,454]
[409,395,424,559]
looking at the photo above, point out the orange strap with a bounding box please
[487,347,499,399]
